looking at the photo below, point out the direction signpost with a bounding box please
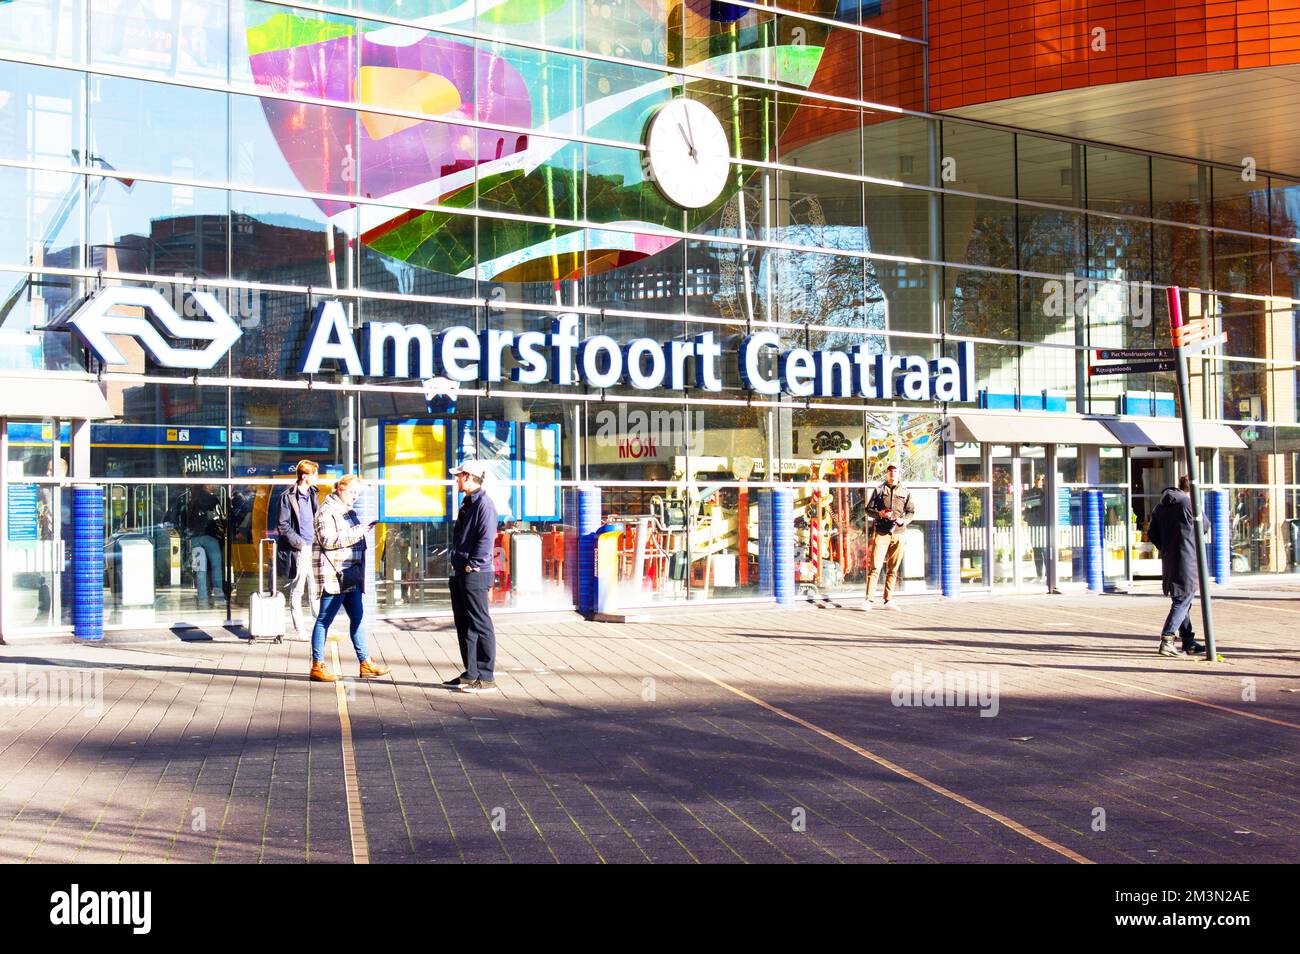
[1095,348,1174,361]
[1087,360,1174,376]
[1166,286,1218,661]
[1084,298,1219,660]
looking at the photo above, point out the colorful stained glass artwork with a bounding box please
[245,3,832,282]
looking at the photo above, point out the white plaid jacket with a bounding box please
[312,493,367,595]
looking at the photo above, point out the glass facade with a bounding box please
[2,0,1299,633]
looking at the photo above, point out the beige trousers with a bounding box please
[864,532,904,602]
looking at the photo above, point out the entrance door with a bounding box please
[991,444,1052,591]
[2,419,70,634]
[991,445,1019,587]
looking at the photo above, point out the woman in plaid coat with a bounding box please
[309,474,390,682]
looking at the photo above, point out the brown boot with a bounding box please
[359,658,391,678]
[310,661,336,682]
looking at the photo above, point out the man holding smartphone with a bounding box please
[443,461,500,693]
[862,464,915,611]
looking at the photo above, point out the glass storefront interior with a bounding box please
[2,0,1299,633]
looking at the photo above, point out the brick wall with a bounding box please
[929,0,1300,111]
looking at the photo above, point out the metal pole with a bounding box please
[1166,286,1216,659]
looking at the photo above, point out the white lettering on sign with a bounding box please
[297,305,980,402]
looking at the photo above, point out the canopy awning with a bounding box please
[952,413,1116,445]
[0,375,113,420]
[1103,419,1247,450]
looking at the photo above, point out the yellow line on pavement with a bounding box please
[629,637,1095,865]
[986,604,1300,730]
[330,637,370,865]
[1065,669,1300,730]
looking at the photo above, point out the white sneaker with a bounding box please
[861,600,874,611]
[881,601,900,611]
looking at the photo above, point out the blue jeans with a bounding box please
[191,534,223,605]
[311,590,369,663]
[1161,591,1196,647]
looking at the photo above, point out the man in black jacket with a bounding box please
[443,460,500,693]
[275,460,320,639]
[1146,475,1208,658]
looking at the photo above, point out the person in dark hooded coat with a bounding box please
[1145,475,1208,657]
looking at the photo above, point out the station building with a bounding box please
[2,0,1299,634]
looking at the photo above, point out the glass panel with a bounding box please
[88,177,230,280]
[0,60,83,165]
[1099,446,1125,484]
[1212,165,1269,236]
[91,0,229,81]
[959,486,986,586]
[862,32,924,110]
[1269,178,1300,239]
[943,194,1015,269]
[89,75,229,183]
[990,447,1015,586]
[940,121,1014,198]
[1152,157,1208,226]
[1018,134,1083,206]
[0,0,83,65]
[954,442,982,481]
[104,482,230,626]
[1020,445,1048,585]
[861,114,933,186]
[1086,146,1150,218]
[1059,488,1083,585]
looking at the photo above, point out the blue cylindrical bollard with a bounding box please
[939,487,960,598]
[762,487,794,604]
[1209,488,1230,585]
[574,486,601,617]
[72,485,104,640]
[1084,488,1104,592]
[774,487,794,604]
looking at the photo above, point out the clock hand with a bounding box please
[676,122,697,159]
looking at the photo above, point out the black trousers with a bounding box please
[449,572,496,681]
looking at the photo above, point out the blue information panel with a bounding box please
[8,484,39,541]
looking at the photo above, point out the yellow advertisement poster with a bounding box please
[523,424,560,520]
[381,421,447,521]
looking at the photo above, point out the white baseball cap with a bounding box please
[451,460,489,479]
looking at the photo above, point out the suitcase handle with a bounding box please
[260,537,277,595]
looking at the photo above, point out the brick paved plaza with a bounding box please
[1,588,1297,865]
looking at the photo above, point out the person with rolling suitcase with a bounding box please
[275,459,320,640]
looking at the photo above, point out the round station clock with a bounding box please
[643,98,732,209]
